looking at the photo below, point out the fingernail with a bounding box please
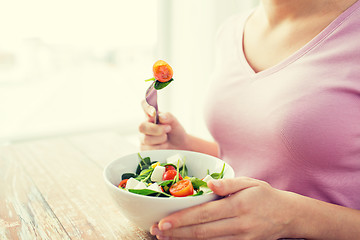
[210,179,222,188]
[159,113,167,121]
[164,125,171,133]
[159,222,172,231]
[150,226,161,236]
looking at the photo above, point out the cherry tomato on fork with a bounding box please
[169,179,194,197]
[153,60,173,82]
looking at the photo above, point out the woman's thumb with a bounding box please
[208,177,259,196]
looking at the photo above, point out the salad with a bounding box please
[118,153,225,198]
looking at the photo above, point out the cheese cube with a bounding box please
[202,175,213,183]
[151,166,166,182]
[147,183,162,192]
[134,181,147,189]
[125,178,139,189]
[166,154,184,168]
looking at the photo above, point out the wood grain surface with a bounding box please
[0,131,156,240]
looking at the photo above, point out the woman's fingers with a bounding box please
[157,196,238,231]
[140,142,169,151]
[158,112,175,124]
[140,133,167,145]
[153,217,242,240]
[138,121,172,150]
[208,177,261,196]
[138,121,171,136]
[139,100,188,151]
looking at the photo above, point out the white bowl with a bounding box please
[103,149,234,230]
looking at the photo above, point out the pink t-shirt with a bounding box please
[205,1,360,209]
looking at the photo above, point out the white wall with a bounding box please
[0,0,159,143]
[158,0,259,140]
[0,0,259,143]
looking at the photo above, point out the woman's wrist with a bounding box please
[282,190,360,239]
[277,190,311,239]
[184,134,219,157]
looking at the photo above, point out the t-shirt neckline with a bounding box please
[237,0,360,79]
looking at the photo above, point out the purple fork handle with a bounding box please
[145,82,159,124]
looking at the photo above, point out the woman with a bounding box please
[139,0,360,239]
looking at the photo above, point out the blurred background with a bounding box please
[0,0,258,145]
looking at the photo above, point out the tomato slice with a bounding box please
[163,170,183,181]
[118,179,128,188]
[153,60,173,82]
[169,179,194,197]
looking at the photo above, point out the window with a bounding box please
[0,0,159,142]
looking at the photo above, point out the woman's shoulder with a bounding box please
[215,9,255,40]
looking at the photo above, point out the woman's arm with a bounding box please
[185,134,219,158]
[288,191,360,239]
[150,177,360,240]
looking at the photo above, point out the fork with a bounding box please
[145,81,159,124]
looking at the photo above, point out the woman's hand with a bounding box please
[139,100,190,151]
[150,177,297,240]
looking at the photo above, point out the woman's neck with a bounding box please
[259,0,357,25]
[243,0,358,72]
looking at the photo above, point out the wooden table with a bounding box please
[0,131,156,240]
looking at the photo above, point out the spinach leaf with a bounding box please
[157,180,173,194]
[154,79,174,90]
[190,190,204,197]
[210,163,226,180]
[172,159,182,185]
[180,157,188,177]
[121,173,136,180]
[158,180,173,186]
[128,189,172,198]
[190,177,208,189]
[135,168,154,183]
[136,153,152,174]
[161,163,176,168]
[122,153,153,181]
